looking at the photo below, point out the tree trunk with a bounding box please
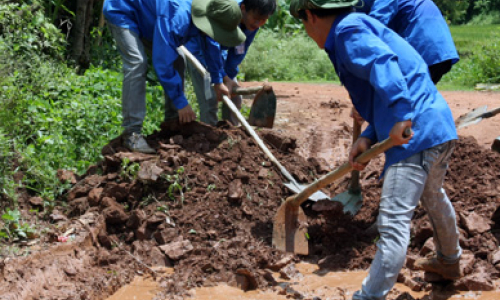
[70,0,94,73]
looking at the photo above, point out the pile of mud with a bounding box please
[1,120,499,300]
[310,135,500,293]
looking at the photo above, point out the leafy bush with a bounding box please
[240,30,338,82]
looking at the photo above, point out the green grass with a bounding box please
[450,24,500,58]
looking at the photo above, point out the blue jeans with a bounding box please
[353,140,462,300]
[186,60,242,126]
[107,23,184,134]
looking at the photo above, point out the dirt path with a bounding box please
[256,82,500,168]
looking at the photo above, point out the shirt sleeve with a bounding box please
[337,24,413,122]
[152,16,188,110]
[360,123,378,142]
[224,29,257,79]
[203,37,225,84]
[367,0,398,26]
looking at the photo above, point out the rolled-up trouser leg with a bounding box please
[107,23,148,135]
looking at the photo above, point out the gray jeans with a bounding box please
[353,140,462,300]
[186,60,242,126]
[107,23,184,134]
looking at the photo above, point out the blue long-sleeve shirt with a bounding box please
[185,0,258,81]
[103,0,218,110]
[325,13,457,174]
[355,0,459,67]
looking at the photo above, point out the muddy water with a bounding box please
[105,263,500,300]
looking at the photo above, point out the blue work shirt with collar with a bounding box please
[355,0,459,67]
[185,0,258,81]
[325,13,457,174]
[103,0,219,110]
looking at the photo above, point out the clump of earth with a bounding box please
[0,120,499,300]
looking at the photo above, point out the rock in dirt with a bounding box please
[460,212,492,236]
[159,239,193,260]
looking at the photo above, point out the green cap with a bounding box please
[290,0,358,18]
[192,0,246,47]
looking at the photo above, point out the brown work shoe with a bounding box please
[414,255,462,280]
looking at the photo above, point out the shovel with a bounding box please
[331,119,363,215]
[273,128,411,255]
[455,105,500,129]
[179,46,329,202]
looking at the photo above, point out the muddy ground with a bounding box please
[0,83,499,300]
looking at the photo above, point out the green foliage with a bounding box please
[0,209,36,240]
[264,0,302,34]
[442,25,500,86]
[120,158,140,181]
[240,30,338,82]
[0,1,66,59]
[434,0,469,24]
[162,167,189,204]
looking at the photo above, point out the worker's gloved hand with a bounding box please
[213,82,230,102]
[389,120,413,146]
[178,104,196,124]
[350,107,365,126]
[349,136,373,171]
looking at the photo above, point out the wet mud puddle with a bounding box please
[106,263,500,300]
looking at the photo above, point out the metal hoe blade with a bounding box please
[455,105,488,129]
[331,189,362,215]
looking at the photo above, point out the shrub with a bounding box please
[240,30,338,82]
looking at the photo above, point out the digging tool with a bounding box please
[455,105,500,129]
[179,46,329,202]
[273,128,411,255]
[331,119,363,215]
[178,46,277,128]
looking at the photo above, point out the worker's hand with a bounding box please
[178,105,196,124]
[349,137,373,171]
[350,107,365,126]
[213,83,230,102]
[223,76,239,97]
[389,120,413,146]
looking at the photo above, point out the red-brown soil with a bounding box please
[1,83,499,300]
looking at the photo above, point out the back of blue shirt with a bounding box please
[103,0,199,110]
[325,13,457,174]
[355,0,459,67]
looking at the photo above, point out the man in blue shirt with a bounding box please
[290,0,462,299]
[184,0,276,126]
[103,0,245,153]
[355,0,459,84]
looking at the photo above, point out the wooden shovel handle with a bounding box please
[232,86,263,95]
[350,119,362,192]
[483,107,500,119]
[288,128,412,208]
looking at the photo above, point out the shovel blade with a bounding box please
[331,190,363,215]
[283,182,330,202]
[272,202,309,255]
[248,86,276,128]
[455,105,488,129]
